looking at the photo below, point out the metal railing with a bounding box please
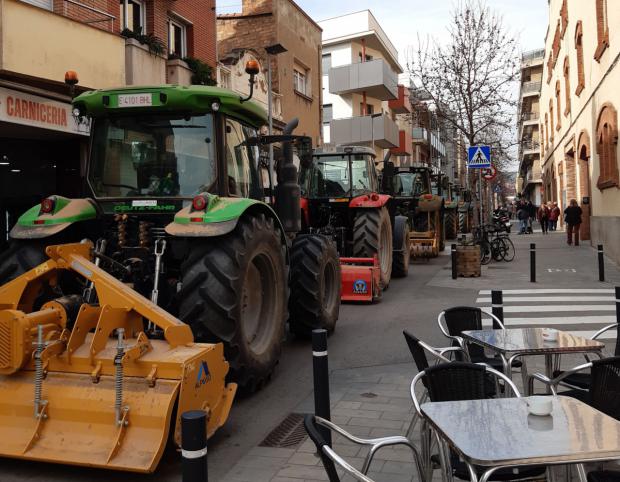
[522,140,540,151]
[521,49,545,62]
[412,127,428,142]
[521,81,542,94]
[521,111,539,122]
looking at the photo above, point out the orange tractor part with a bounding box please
[0,242,236,472]
[339,255,381,303]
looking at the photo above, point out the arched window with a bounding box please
[550,100,555,142]
[596,103,619,189]
[560,0,568,37]
[541,123,545,157]
[563,57,571,115]
[575,21,585,95]
[595,0,609,61]
[545,113,549,147]
[555,81,562,129]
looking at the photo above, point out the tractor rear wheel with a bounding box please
[178,213,287,394]
[352,207,392,290]
[391,216,410,278]
[444,209,457,240]
[289,235,341,338]
[0,241,49,285]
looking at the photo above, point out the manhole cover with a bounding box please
[259,413,308,448]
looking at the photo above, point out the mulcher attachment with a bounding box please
[0,242,236,472]
[411,194,442,259]
[340,255,381,303]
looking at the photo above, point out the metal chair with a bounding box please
[303,414,424,482]
[551,323,619,390]
[411,362,545,482]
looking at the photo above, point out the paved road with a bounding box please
[2,229,618,481]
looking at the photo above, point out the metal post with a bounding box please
[312,329,331,447]
[182,410,208,482]
[478,169,483,226]
[615,287,619,326]
[530,243,536,283]
[267,56,274,203]
[451,244,457,279]
[491,290,504,329]
[598,245,605,282]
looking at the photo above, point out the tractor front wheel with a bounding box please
[289,235,341,338]
[353,207,392,290]
[178,213,287,394]
[444,209,457,240]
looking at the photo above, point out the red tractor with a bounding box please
[298,146,409,301]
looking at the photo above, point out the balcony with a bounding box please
[328,59,398,100]
[388,85,411,114]
[390,129,413,155]
[520,111,539,122]
[125,38,166,85]
[520,81,542,97]
[412,127,428,143]
[330,114,399,148]
[521,139,540,155]
[521,48,545,68]
[0,0,125,89]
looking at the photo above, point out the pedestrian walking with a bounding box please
[526,201,535,234]
[538,204,550,234]
[549,202,560,231]
[564,199,583,246]
[517,203,529,234]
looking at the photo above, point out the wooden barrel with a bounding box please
[456,245,481,277]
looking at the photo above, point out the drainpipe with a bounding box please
[361,38,367,116]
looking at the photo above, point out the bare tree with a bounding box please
[406,0,519,170]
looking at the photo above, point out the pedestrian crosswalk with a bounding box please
[476,288,618,340]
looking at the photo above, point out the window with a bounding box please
[595,103,619,189]
[560,0,568,37]
[545,113,549,148]
[555,81,562,129]
[225,118,261,198]
[563,57,571,115]
[322,104,333,125]
[358,52,373,63]
[575,22,585,96]
[360,103,374,116]
[21,0,52,11]
[219,68,231,90]
[549,101,554,142]
[168,19,186,57]
[322,54,332,74]
[595,0,609,61]
[120,0,145,32]
[541,123,545,156]
[294,68,309,96]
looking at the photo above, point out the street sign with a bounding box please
[493,185,502,193]
[467,145,491,168]
[482,164,497,181]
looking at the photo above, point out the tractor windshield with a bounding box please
[394,172,428,197]
[304,155,371,198]
[89,114,216,198]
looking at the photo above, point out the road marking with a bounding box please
[481,305,616,313]
[479,289,615,295]
[476,296,614,303]
[481,316,615,326]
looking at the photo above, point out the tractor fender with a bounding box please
[392,215,409,251]
[349,193,391,209]
[165,197,288,244]
[10,197,98,240]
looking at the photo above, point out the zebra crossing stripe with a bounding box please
[476,296,614,303]
[482,305,616,313]
[478,289,615,295]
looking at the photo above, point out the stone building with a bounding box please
[217,0,323,146]
[540,0,620,262]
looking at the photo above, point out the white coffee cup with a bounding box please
[526,396,553,416]
[541,328,558,341]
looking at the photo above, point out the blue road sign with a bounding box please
[467,145,491,168]
[494,185,502,193]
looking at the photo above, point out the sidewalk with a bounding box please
[220,230,620,482]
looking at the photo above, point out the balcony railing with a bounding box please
[521,81,542,95]
[522,140,540,152]
[328,59,398,100]
[521,49,545,62]
[330,114,399,148]
[521,111,539,122]
[412,127,428,142]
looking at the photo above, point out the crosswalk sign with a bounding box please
[467,145,491,168]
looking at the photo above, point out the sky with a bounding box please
[217,0,550,67]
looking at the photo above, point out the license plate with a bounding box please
[118,93,153,108]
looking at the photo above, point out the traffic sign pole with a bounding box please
[478,169,483,225]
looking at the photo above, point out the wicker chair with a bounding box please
[411,362,545,481]
[304,414,423,482]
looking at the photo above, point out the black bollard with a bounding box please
[312,329,331,447]
[615,287,620,326]
[182,411,208,482]
[491,290,504,329]
[598,245,605,282]
[451,244,457,280]
[530,243,536,283]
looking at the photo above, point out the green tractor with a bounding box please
[432,172,458,240]
[0,77,341,393]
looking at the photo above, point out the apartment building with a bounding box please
[0,0,217,247]
[217,0,322,145]
[516,49,544,205]
[541,0,620,262]
[319,10,410,160]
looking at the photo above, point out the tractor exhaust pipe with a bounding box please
[275,118,301,234]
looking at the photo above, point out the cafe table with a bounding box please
[421,396,620,482]
[461,327,604,393]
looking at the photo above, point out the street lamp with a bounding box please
[265,43,287,195]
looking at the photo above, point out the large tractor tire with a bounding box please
[353,207,392,290]
[178,213,288,394]
[0,241,49,285]
[289,235,341,338]
[429,210,445,253]
[391,215,410,278]
[444,209,458,240]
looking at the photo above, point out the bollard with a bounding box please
[182,410,208,482]
[598,245,605,282]
[312,329,331,447]
[530,243,536,283]
[451,244,457,280]
[616,287,620,326]
[491,290,504,329]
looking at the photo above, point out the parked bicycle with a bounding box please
[469,224,515,264]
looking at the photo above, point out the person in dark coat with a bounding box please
[564,199,583,246]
